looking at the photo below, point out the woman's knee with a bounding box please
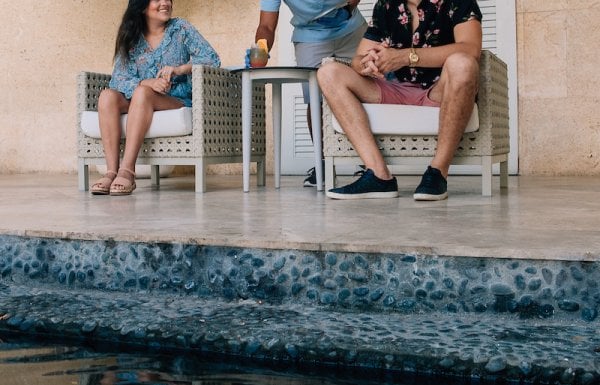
[98,89,124,112]
[130,85,155,103]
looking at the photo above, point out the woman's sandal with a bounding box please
[110,168,136,196]
[90,171,117,195]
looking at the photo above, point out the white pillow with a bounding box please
[81,107,192,139]
[332,104,479,135]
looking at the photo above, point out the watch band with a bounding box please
[409,47,419,68]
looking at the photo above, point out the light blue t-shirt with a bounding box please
[260,0,366,42]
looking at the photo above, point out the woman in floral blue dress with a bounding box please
[91,0,220,195]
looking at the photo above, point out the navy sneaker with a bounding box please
[354,164,367,176]
[303,167,318,187]
[413,166,448,201]
[327,169,398,200]
[303,161,325,187]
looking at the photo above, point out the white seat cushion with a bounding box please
[80,107,192,139]
[332,103,479,135]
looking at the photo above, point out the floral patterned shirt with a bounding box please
[109,18,221,107]
[364,0,482,88]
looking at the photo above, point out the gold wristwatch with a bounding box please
[408,47,419,67]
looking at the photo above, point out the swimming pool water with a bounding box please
[0,337,477,385]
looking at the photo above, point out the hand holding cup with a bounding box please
[248,39,269,68]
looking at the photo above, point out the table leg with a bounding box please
[272,83,282,189]
[308,71,323,191]
[242,71,252,192]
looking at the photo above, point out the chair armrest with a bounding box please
[321,56,352,67]
[191,65,265,157]
[191,65,242,106]
[477,50,509,152]
[77,71,111,114]
[191,65,242,156]
[76,72,110,157]
[191,65,243,132]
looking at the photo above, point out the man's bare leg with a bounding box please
[428,53,480,177]
[317,61,392,180]
[317,62,398,199]
[414,52,479,200]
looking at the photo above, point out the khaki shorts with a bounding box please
[294,24,367,103]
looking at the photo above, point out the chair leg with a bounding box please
[78,159,89,191]
[325,157,335,190]
[151,165,160,187]
[195,159,206,193]
[257,157,266,187]
[481,156,492,197]
[500,160,509,189]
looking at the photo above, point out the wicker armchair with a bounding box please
[322,50,509,196]
[77,66,266,193]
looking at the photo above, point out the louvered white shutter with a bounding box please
[357,1,376,23]
[479,0,497,51]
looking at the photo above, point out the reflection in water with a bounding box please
[0,338,463,385]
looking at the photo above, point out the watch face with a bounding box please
[409,52,419,66]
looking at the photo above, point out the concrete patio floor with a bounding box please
[0,172,599,261]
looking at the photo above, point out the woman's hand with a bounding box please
[153,65,183,94]
[148,64,193,94]
[144,77,171,94]
[157,65,177,82]
[157,64,192,80]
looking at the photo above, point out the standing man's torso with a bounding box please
[260,0,367,42]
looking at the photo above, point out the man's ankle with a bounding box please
[430,164,449,178]
[370,168,393,181]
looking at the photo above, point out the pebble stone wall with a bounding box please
[1,235,598,322]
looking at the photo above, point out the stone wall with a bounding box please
[516,1,600,175]
[2,235,598,322]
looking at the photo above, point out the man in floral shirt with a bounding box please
[318,0,483,200]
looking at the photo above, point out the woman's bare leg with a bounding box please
[97,89,130,173]
[119,85,184,171]
[109,86,184,194]
[91,90,130,194]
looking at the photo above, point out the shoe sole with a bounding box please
[110,183,137,196]
[413,192,448,201]
[303,182,317,187]
[326,191,399,200]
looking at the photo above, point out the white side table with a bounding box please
[234,67,323,192]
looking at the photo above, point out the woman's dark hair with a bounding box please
[114,0,150,62]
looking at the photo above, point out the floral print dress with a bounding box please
[109,18,221,107]
[364,0,482,88]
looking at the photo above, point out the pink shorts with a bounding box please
[373,79,440,107]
